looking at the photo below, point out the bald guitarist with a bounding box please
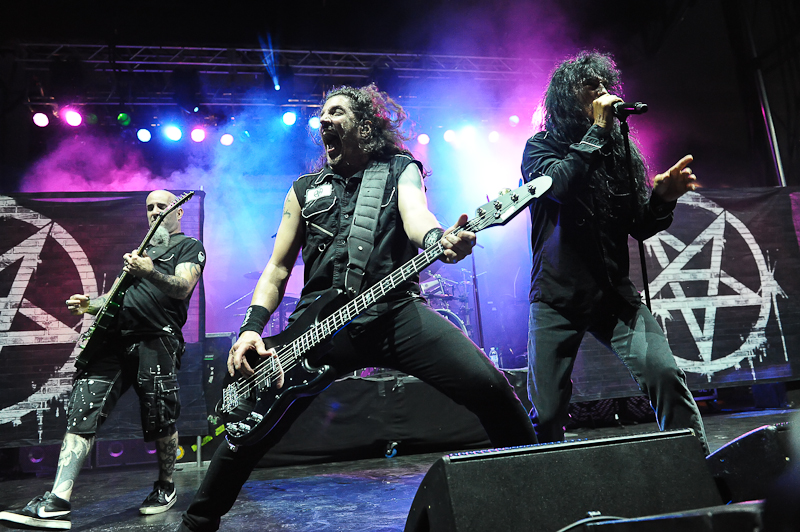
[0,190,205,531]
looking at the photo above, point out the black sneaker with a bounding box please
[0,492,71,530]
[139,481,177,515]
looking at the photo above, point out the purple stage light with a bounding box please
[63,109,82,127]
[220,133,234,146]
[32,112,50,127]
[191,128,206,142]
[417,133,430,145]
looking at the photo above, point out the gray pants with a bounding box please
[527,297,709,455]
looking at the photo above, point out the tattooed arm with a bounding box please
[229,187,302,380]
[251,187,304,314]
[124,249,202,300]
[66,293,110,315]
[146,262,202,300]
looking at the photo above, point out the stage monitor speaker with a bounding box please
[705,422,791,504]
[404,429,720,532]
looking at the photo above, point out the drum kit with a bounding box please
[418,263,475,341]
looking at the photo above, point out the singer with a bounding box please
[520,50,708,453]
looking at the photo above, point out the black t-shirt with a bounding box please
[118,234,206,340]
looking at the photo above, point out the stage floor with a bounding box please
[0,406,795,532]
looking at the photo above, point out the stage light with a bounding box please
[220,133,234,146]
[32,112,49,127]
[63,109,82,127]
[488,131,500,143]
[417,133,430,145]
[443,130,456,143]
[190,127,206,142]
[509,115,520,126]
[117,112,131,126]
[283,111,297,126]
[137,129,152,142]
[308,116,321,129]
[164,125,182,141]
[460,125,477,142]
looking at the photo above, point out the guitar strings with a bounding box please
[231,216,492,396]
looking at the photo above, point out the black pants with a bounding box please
[181,299,536,531]
[527,298,709,454]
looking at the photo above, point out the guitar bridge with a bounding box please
[221,384,240,414]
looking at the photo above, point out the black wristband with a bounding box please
[423,227,445,249]
[239,305,270,336]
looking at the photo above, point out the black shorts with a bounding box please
[67,335,183,442]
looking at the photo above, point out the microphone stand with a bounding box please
[470,253,485,349]
[619,117,652,310]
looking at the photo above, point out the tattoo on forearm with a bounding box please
[283,208,292,218]
[156,433,179,481]
[87,295,108,314]
[147,263,201,299]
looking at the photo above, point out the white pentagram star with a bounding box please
[645,192,783,379]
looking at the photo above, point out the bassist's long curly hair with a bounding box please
[543,51,650,221]
[315,84,418,171]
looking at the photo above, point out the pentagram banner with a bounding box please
[572,187,800,401]
[0,191,206,447]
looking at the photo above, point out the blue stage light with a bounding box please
[164,125,182,141]
[283,111,297,126]
[308,116,321,129]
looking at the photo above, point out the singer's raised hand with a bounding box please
[653,155,700,202]
[591,94,622,129]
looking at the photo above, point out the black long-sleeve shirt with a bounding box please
[521,124,676,312]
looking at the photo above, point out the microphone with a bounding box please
[613,101,648,119]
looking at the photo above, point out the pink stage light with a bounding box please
[190,128,206,142]
[417,133,430,145]
[220,133,234,146]
[63,109,82,127]
[32,113,50,127]
[488,131,500,143]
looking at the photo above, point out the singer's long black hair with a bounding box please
[543,51,650,220]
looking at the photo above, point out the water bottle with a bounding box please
[488,347,499,367]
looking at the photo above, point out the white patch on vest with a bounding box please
[306,183,333,203]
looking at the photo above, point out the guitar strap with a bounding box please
[344,160,389,298]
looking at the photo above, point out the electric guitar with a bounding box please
[218,176,552,446]
[74,191,194,369]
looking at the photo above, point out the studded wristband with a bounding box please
[239,305,270,336]
[423,227,445,249]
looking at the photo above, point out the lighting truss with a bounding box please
[15,43,554,109]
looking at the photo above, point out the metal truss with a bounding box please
[15,43,553,109]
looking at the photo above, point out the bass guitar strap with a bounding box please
[344,160,389,298]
